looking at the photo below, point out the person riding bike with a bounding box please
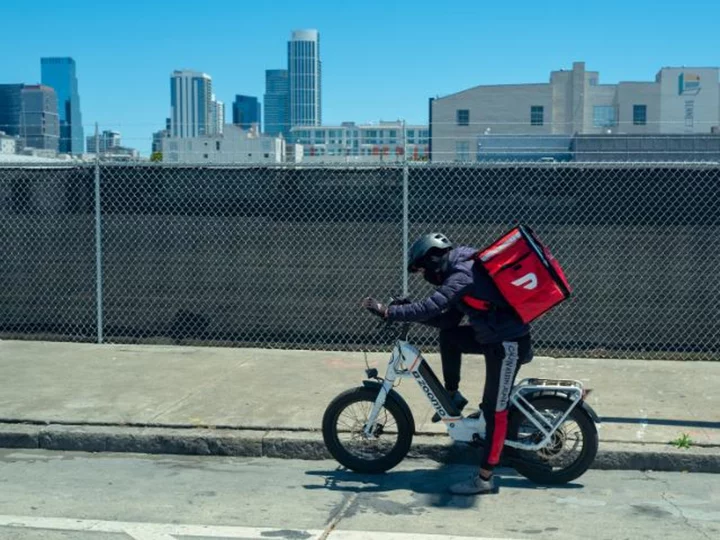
[361,232,533,495]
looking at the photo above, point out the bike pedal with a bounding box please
[470,433,485,448]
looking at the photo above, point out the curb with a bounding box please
[1,423,718,474]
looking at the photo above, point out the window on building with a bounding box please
[457,109,470,126]
[364,130,378,144]
[593,106,617,127]
[216,141,220,151]
[531,106,544,126]
[633,104,647,126]
[455,141,470,162]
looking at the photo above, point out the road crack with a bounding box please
[319,492,359,540]
[647,472,712,540]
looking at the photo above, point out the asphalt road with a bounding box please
[0,449,718,539]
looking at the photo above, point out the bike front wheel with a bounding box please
[322,386,414,474]
[507,396,599,485]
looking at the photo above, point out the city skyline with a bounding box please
[2,0,720,156]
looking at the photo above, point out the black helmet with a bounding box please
[407,232,453,273]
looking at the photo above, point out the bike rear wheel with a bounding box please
[322,386,414,474]
[507,396,599,485]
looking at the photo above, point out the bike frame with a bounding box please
[364,339,589,452]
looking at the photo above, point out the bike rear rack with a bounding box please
[506,378,585,451]
[518,377,584,389]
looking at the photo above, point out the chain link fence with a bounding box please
[1,162,718,359]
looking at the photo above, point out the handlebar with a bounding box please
[375,319,410,342]
[378,296,411,341]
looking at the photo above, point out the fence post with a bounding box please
[401,119,410,297]
[94,123,104,343]
[402,162,409,297]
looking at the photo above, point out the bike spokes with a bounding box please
[508,396,598,484]
[335,400,400,461]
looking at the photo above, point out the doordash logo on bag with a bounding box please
[511,273,538,290]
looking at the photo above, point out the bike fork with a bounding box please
[363,378,395,438]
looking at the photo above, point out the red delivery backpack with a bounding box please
[473,225,572,323]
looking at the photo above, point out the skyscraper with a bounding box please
[21,85,59,151]
[288,30,322,128]
[0,84,24,138]
[264,69,289,138]
[170,70,212,138]
[210,94,225,135]
[0,84,59,151]
[41,57,84,154]
[232,95,261,131]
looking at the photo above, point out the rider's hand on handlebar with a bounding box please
[361,297,388,319]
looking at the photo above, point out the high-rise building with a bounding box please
[41,57,84,154]
[0,84,59,151]
[0,84,24,138]
[170,70,213,138]
[21,85,59,151]
[288,30,321,129]
[86,130,121,153]
[210,94,225,135]
[232,95,261,131]
[264,69,289,138]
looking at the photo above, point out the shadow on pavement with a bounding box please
[303,464,585,509]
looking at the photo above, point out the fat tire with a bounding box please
[508,396,599,485]
[322,386,414,474]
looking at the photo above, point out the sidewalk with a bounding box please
[1,339,719,473]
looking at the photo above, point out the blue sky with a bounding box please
[2,0,718,155]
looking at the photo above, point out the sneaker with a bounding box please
[449,473,497,495]
[431,391,468,423]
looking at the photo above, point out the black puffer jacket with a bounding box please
[386,246,530,343]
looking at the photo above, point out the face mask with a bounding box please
[419,251,448,286]
[423,268,444,286]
